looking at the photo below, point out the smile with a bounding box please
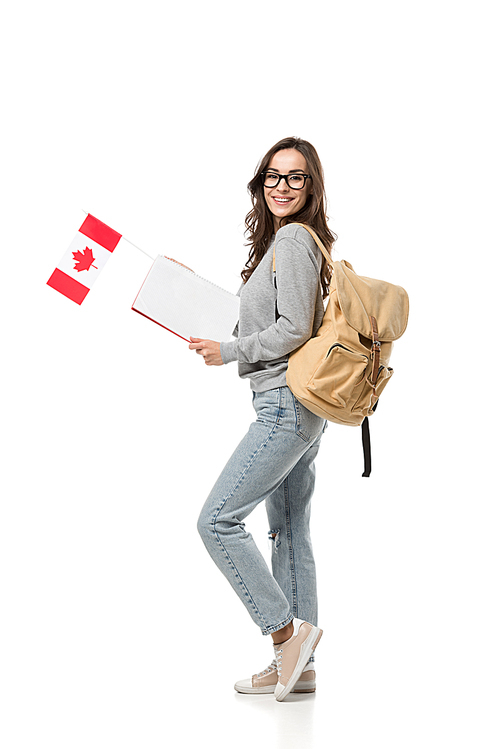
[272,197,294,204]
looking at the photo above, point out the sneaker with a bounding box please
[274,618,323,702]
[234,659,316,695]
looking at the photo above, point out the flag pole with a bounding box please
[81,210,155,260]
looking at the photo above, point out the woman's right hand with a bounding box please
[164,257,194,273]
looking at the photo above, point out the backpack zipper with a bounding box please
[326,343,368,360]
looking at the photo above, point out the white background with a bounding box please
[1,1,498,748]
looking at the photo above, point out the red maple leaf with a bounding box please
[73,246,97,272]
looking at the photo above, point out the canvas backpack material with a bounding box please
[273,223,409,476]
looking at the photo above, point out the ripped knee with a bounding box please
[268,528,281,551]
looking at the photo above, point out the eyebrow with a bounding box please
[266,168,306,173]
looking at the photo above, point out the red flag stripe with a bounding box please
[79,214,122,252]
[47,268,90,305]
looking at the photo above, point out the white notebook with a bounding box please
[132,256,240,342]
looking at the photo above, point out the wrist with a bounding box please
[220,340,238,364]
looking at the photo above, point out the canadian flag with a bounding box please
[47,213,122,304]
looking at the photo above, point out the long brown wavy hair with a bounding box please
[242,136,337,299]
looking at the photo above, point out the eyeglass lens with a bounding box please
[263,172,307,189]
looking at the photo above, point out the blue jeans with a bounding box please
[197,386,326,636]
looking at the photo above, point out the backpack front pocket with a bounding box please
[352,364,394,415]
[306,344,368,407]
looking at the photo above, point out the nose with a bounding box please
[276,176,289,191]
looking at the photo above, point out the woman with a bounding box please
[190,137,336,702]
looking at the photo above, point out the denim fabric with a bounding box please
[197,386,326,636]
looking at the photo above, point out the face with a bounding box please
[263,149,313,232]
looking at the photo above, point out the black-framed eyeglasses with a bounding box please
[261,171,311,190]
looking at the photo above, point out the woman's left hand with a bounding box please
[189,337,224,366]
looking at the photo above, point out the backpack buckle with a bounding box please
[369,317,381,393]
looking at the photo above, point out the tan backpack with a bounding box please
[274,224,409,476]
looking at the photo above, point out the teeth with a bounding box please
[274,198,292,203]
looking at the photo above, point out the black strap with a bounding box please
[361,418,372,477]
[361,400,378,477]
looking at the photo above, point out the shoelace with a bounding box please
[257,652,314,680]
[256,659,278,678]
[273,646,284,676]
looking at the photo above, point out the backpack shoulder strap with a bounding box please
[272,223,334,272]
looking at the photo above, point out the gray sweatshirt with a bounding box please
[220,224,325,392]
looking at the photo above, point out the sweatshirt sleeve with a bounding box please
[220,230,320,365]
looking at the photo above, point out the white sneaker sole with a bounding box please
[234,675,316,695]
[275,627,323,702]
